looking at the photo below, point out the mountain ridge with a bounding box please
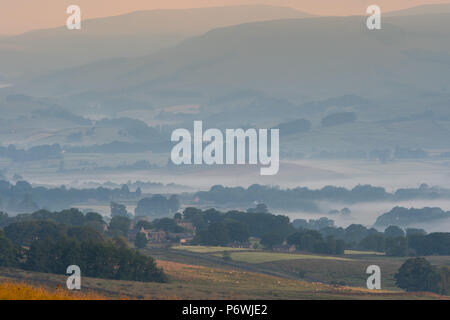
[0,5,312,75]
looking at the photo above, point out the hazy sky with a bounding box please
[2,0,450,35]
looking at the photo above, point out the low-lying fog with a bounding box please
[283,199,450,232]
[22,159,450,190]
[17,159,450,232]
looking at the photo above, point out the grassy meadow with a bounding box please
[212,251,352,263]
[1,245,450,300]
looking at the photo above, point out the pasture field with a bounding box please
[172,245,252,253]
[213,251,352,264]
[344,250,385,256]
[156,246,450,292]
[0,260,446,300]
[1,245,450,300]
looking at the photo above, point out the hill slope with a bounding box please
[386,3,450,16]
[22,14,450,101]
[0,5,311,75]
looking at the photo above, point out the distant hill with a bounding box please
[0,5,311,75]
[22,14,450,101]
[10,11,450,151]
[386,3,450,16]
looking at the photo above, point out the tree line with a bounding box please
[0,180,141,213]
[0,209,167,283]
[175,206,450,257]
[195,184,450,211]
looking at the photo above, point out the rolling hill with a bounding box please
[20,13,450,101]
[386,3,450,16]
[6,9,450,151]
[0,5,311,75]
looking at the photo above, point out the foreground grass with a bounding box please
[0,281,105,300]
[0,257,448,300]
[214,251,353,264]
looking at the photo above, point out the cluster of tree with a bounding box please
[286,230,345,255]
[292,217,335,230]
[394,184,450,200]
[184,206,294,247]
[110,202,130,218]
[0,212,167,283]
[195,184,450,211]
[0,230,19,267]
[0,144,62,162]
[0,180,141,213]
[4,219,104,247]
[166,206,450,257]
[408,233,450,256]
[375,206,450,228]
[1,207,123,243]
[319,224,406,255]
[108,215,132,237]
[395,258,450,295]
[152,218,185,233]
[134,195,180,217]
[322,223,450,257]
[25,237,166,282]
[193,221,249,246]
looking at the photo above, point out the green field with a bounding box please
[344,250,385,256]
[156,246,450,292]
[172,245,252,253]
[213,251,353,264]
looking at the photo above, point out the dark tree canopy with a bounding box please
[395,258,441,293]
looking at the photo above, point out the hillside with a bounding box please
[0,5,311,75]
[20,13,450,99]
[12,13,450,151]
[386,3,450,16]
[0,256,448,300]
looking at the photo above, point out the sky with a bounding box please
[1,0,450,35]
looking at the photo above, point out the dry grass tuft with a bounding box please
[0,281,106,300]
